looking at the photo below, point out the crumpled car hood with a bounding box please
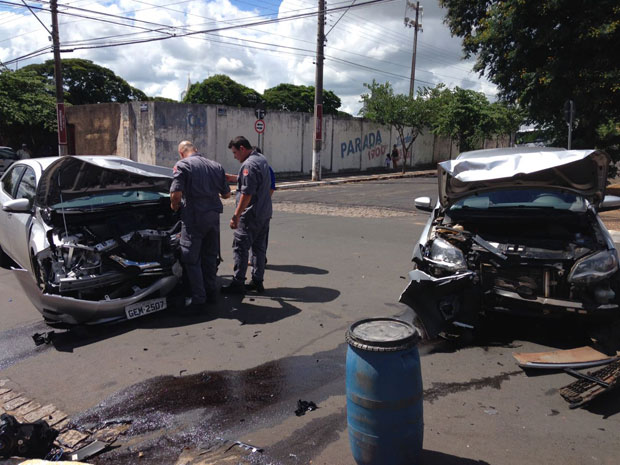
[35,155,172,208]
[438,148,610,208]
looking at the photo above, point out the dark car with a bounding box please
[400,147,620,339]
[0,146,18,177]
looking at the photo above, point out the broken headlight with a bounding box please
[428,238,467,272]
[568,250,619,284]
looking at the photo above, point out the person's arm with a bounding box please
[226,173,238,183]
[221,191,231,199]
[170,191,183,211]
[230,193,252,229]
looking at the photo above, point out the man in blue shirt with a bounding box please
[222,136,272,294]
[170,140,231,310]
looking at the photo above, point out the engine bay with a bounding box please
[35,206,181,301]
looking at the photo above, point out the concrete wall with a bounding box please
[69,102,511,173]
[66,103,120,155]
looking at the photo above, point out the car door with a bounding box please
[0,164,26,260]
[8,166,37,270]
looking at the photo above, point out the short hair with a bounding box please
[178,140,196,154]
[252,146,262,154]
[228,136,252,150]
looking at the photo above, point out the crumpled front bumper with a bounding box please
[13,268,178,325]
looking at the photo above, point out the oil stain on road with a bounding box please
[73,345,348,465]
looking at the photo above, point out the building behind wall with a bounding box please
[66,102,509,172]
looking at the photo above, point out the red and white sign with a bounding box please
[315,104,323,140]
[254,119,265,134]
[56,103,67,145]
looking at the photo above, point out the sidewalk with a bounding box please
[274,169,436,191]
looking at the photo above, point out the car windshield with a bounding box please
[449,189,587,212]
[51,190,169,210]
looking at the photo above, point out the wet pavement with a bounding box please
[73,345,347,464]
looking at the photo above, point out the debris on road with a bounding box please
[226,440,263,454]
[65,440,109,461]
[513,346,618,369]
[32,332,55,347]
[294,399,317,416]
[560,360,620,408]
[0,414,59,459]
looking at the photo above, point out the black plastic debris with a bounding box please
[32,331,55,346]
[295,399,317,416]
[0,413,59,459]
[65,440,109,461]
[560,360,620,408]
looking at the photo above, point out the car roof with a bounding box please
[456,147,566,160]
[11,155,140,172]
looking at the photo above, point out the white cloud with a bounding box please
[0,0,496,110]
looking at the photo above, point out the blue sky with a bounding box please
[0,0,496,113]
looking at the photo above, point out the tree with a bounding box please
[440,0,620,156]
[183,74,262,107]
[360,80,429,171]
[263,83,341,114]
[21,59,147,105]
[0,70,57,149]
[421,84,503,153]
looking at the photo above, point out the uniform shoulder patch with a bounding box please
[173,165,178,173]
[243,169,249,176]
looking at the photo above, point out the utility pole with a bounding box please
[563,99,575,150]
[404,1,423,98]
[51,0,67,156]
[312,0,325,181]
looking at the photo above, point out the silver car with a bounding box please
[400,147,620,339]
[0,156,181,327]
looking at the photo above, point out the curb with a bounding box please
[609,231,620,243]
[274,170,436,191]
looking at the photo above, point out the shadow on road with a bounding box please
[266,263,329,275]
[421,450,491,465]
[48,283,340,351]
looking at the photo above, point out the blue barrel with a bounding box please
[346,318,423,465]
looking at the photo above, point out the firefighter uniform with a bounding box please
[170,153,230,304]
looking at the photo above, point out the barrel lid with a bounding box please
[346,318,420,352]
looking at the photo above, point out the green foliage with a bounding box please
[183,74,262,107]
[263,83,341,114]
[440,0,620,155]
[21,59,147,105]
[420,84,524,152]
[150,96,177,103]
[360,80,429,169]
[0,69,57,148]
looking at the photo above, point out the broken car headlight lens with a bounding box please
[428,238,467,271]
[568,250,619,284]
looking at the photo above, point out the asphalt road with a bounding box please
[1,177,619,465]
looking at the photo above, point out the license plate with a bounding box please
[125,297,167,319]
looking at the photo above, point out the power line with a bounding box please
[20,0,51,34]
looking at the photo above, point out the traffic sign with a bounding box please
[255,119,265,134]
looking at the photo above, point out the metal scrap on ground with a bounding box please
[560,360,620,409]
[513,346,619,369]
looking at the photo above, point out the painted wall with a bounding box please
[68,102,511,172]
[66,103,120,155]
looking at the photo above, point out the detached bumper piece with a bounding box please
[560,360,620,408]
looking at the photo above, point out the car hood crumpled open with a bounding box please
[438,148,610,208]
[35,155,173,208]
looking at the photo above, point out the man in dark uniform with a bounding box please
[170,140,231,310]
[221,136,272,294]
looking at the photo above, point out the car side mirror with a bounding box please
[3,198,32,213]
[599,195,620,212]
[414,196,433,212]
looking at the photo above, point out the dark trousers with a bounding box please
[233,216,270,284]
[180,211,220,303]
